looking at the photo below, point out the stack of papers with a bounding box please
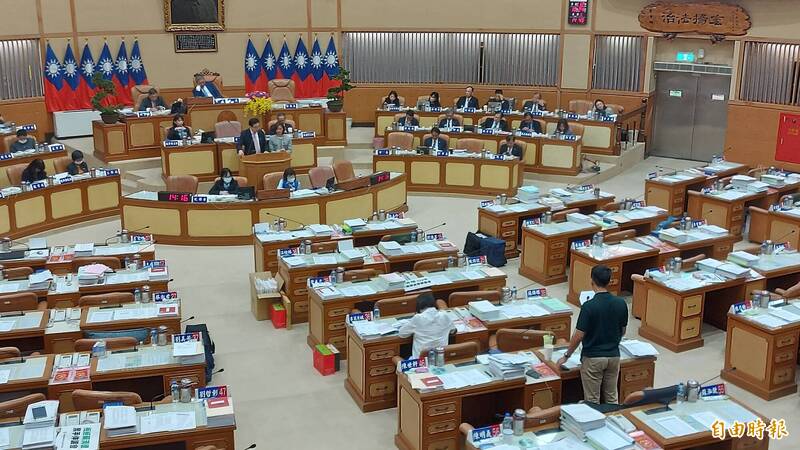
[103,406,139,437]
[22,427,56,449]
[585,424,635,450]
[77,264,112,286]
[139,411,197,434]
[727,251,760,267]
[73,243,94,256]
[619,340,659,357]
[487,352,536,380]
[560,403,607,439]
[344,218,367,229]
[498,302,550,319]
[28,270,54,290]
[659,228,688,244]
[352,319,398,337]
[308,224,333,235]
[516,185,540,202]
[437,369,493,389]
[468,300,500,321]
[173,341,205,365]
[552,348,582,369]
[378,241,403,256]
[698,224,728,236]
[205,397,236,427]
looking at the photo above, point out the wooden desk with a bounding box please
[253,218,418,273]
[686,186,798,237]
[0,241,155,275]
[161,143,221,182]
[374,152,523,196]
[749,206,800,247]
[121,113,176,155]
[239,152,292,190]
[346,298,573,412]
[120,173,408,245]
[0,354,54,397]
[644,162,749,216]
[722,306,800,400]
[0,175,121,240]
[308,267,507,356]
[519,221,601,285]
[278,242,458,324]
[0,147,68,188]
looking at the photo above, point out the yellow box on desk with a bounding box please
[249,272,284,321]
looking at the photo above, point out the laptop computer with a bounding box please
[237,186,256,200]
[200,131,216,144]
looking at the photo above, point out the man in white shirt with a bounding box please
[398,293,455,358]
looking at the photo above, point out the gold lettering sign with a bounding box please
[638,2,751,37]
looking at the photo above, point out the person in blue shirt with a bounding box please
[277,168,300,191]
[192,75,222,98]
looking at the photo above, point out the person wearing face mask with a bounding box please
[268,124,292,152]
[208,168,240,195]
[277,168,300,191]
[67,150,89,175]
[21,159,47,184]
[10,129,36,153]
[589,99,614,118]
[166,115,192,141]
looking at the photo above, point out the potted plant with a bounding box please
[91,72,123,124]
[244,91,273,117]
[326,67,353,113]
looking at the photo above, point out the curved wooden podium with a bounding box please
[239,152,292,189]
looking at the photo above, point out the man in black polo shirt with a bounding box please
[557,265,628,404]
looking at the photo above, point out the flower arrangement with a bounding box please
[244,91,273,117]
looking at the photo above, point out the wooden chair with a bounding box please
[421,341,479,363]
[374,294,420,317]
[165,175,199,193]
[78,292,135,307]
[681,253,706,270]
[310,241,338,254]
[343,269,379,282]
[262,172,284,190]
[490,329,558,352]
[333,160,356,182]
[413,257,449,272]
[6,164,27,186]
[603,229,635,244]
[3,267,34,280]
[216,111,237,123]
[0,292,47,312]
[569,122,585,136]
[72,256,121,271]
[607,104,625,114]
[775,280,800,299]
[74,337,138,352]
[0,347,22,360]
[524,406,562,427]
[552,208,579,222]
[568,99,593,113]
[0,393,46,420]
[309,166,335,188]
[448,290,501,307]
[630,274,647,319]
[602,202,622,212]
[268,79,296,103]
[54,156,72,174]
[386,132,413,149]
[71,390,143,411]
[456,138,483,153]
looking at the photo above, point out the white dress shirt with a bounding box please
[252,130,261,153]
[398,307,455,358]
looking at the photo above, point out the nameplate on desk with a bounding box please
[197,385,228,400]
[467,255,486,266]
[131,234,153,243]
[571,239,591,250]
[135,111,152,118]
[562,134,578,141]
[30,181,47,190]
[402,126,416,132]
[399,357,426,372]
[462,107,476,113]
[648,172,657,180]
[425,233,444,241]
[163,140,181,148]
[192,195,208,203]
[435,150,449,157]
[385,105,400,111]
[308,276,331,288]
[102,168,120,176]
[531,110,544,117]
[491,155,505,161]
[213,98,240,104]
[646,266,667,277]
[770,204,782,212]
[347,311,371,323]
[471,424,501,444]
[143,259,166,269]
[172,332,201,343]
[700,383,726,398]
[48,143,65,152]
[57,176,73,184]
[524,218,541,227]
[233,136,240,143]
[701,187,712,194]
[517,131,533,138]
[565,113,579,120]
[574,184,594,192]
[375,149,390,156]
[449,126,463,133]
[480,200,494,208]
[527,288,547,298]
[732,300,752,315]
[691,219,707,228]
[300,131,315,138]
[631,200,645,208]
[154,291,178,302]
[284,103,298,109]
[279,247,298,257]
[20,124,36,131]
[428,107,441,112]
[387,212,404,219]
[480,128,495,135]
[0,153,12,161]
[602,116,616,122]
[775,242,790,252]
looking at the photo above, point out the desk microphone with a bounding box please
[104,226,150,244]
[149,393,166,410]
[211,368,225,376]
[264,212,305,228]
[422,222,446,234]
[180,315,196,324]
[772,229,796,245]
[698,367,734,387]
[243,445,257,450]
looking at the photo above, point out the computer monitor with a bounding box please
[325,177,336,192]
[237,186,256,200]
[417,100,430,109]
[200,131,216,144]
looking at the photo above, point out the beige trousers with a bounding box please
[580,356,621,404]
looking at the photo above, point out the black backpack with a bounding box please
[185,323,216,381]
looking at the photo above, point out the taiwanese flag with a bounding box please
[129,40,148,86]
[114,41,133,105]
[77,43,96,109]
[310,37,325,98]
[97,42,117,105]
[322,36,340,96]
[277,40,295,82]
[261,39,277,94]
[61,43,81,110]
[244,38,266,93]
[293,36,312,99]
[43,43,67,112]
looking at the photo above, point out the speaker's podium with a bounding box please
[240,152,291,189]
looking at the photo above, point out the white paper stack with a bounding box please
[344,218,367,229]
[698,224,728,236]
[761,173,785,187]
[22,427,56,449]
[730,175,757,190]
[28,270,54,290]
[103,405,139,437]
[695,258,725,274]
[716,262,750,279]
[378,272,405,290]
[205,397,236,427]
[619,339,659,357]
[378,240,403,256]
[727,251,760,267]
[77,264,110,286]
[659,227,688,244]
[73,243,95,256]
[516,185,540,203]
[468,300,500,321]
[308,224,333,235]
[560,403,606,439]
[487,353,533,380]
[585,424,635,450]
[538,197,565,210]
[566,212,591,224]
[173,341,205,365]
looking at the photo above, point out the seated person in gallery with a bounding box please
[518,112,543,134]
[499,135,523,159]
[268,124,293,152]
[481,112,508,132]
[397,110,419,127]
[192,74,222,98]
[423,127,447,152]
[455,86,479,109]
[209,168,240,195]
[438,109,460,128]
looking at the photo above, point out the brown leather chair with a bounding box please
[130,85,157,107]
[607,104,625,114]
[195,72,224,92]
[212,176,248,188]
[71,390,143,411]
[214,121,241,139]
[262,172,284,190]
[491,329,557,352]
[456,138,483,153]
[413,257,449,272]
[448,290,501,307]
[421,341,479,363]
[436,113,465,126]
[524,406,561,427]
[73,256,122,271]
[569,122,585,136]
[552,208,579,222]
[0,347,22,360]
[310,241,338,254]
[268,79,296,102]
[3,136,17,151]
[6,164,27,186]
[309,166,335,188]
[374,294,420,317]
[421,133,450,148]
[0,292,46,312]
[267,119,296,131]
[386,132,413,149]
[603,229,635,244]
[216,111,237,123]
[343,268,379,282]
[333,160,355,182]
[166,175,199,193]
[379,96,406,108]
[568,99,593,114]
[54,156,72,174]
[74,337,138,352]
[3,267,34,280]
[0,393,46,420]
[78,292,135,307]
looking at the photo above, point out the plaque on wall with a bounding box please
[164,0,225,32]
[639,2,751,40]
[174,33,218,53]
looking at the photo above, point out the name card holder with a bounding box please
[480,128,495,135]
[0,153,12,161]
[192,195,208,203]
[164,140,181,148]
[562,134,578,141]
[571,239,591,250]
[527,288,547,298]
[20,124,36,131]
[426,233,444,241]
[48,143,65,152]
[471,425,501,444]
[399,357,426,372]
[449,126,463,133]
[300,131,315,138]
[284,103,298,109]
[602,115,616,122]
[492,155,505,161]
[347,311,372,323]
[387,212,404,219]
[136,111,152,118]
[531,111,544,117]
[30,181,47,190]
[143,259,166,269]
[699,383,726,398]
[732,300,752,314]
[467,255,486,266]
[462,107,476,113]
[435,150,449,157]
[565,113,579,120]
[154,291,179,302]
[103,168,120,176]
[648,172,657,180]
[375,149,390,156]
[58,176,73,185]
[403,126,416,132]
[197,385,229,400]
[429,107,441,113]
[279,247,298,257]
[172,332,201,343]
[518,131,533,138]
[480,200,494,208]
[386,105,401,112]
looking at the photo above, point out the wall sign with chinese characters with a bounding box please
[639,2,751,41]
[568,0,589,25]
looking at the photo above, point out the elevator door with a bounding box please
[651,71,731,162]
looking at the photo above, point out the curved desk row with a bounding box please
[386,129,581,175]
[373,152,522,196]
[0,175,121,239]
[120,174,408,245]
[375,108,617,155]
[160,138,318,182]
[0,148,69,188]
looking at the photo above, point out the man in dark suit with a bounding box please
[238,118,268,156]
[397,110,419,127]
[269,113,294,134]
[423,127,448,152]
[488,89,510,111]
[523,93,546,112]
[138,88,167,111]
[438,109,460,128]
[518,112,543,134]
[455,86,479,109]
[499,135,523,159]
[193,74,223,98]
[481,112,508,132]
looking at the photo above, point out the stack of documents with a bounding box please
[352,319,398,337]
[761,173,785,187]
[103,406,139,437]
[173,341,205,365]
[343,218,367,229]
[467,300,500,321]
[727,251,760,267]
[487,352,535,380]
[139,411,197,434]
[658,227,688,244]
[696,258,749,279]
[28,270,54,290]
[308,224,333,235]
[560,403,606,439]
[730,175,757,189]
[566,212,591,224]
[619,339,659,357]
[516,185,539,202]
[538,197,565,210]
[697,224,728,236]
[378,240,403,256]
[205,397,236,427]
[378,272,404,290]
[73,243,94,256]
[585,424,636,450]
[77,264,111,285]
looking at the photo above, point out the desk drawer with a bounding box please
[328,335,345,349]
[715,243,732,254]
[774,348,795,364]
[772,365,795,385]
[504,240,516,251]
[328,321,346,332]
[550,241,566,250]
[369,364,395,377]
[367,377,396,400]
[542,321,568,334]
[547,264,565,276]
[732,203,743,212]
[680,317,701,340]
[426,438,457,450]
[501,230,516,239]
[427,419,457,435]
[368,347,397,362]
[549,252,566,261]
[426,400,458,418]
[328,307,351,317]
[294,301,309,314]
[731,224,742,235]
[681,295,702,318]
[501,219,516,228]
[776,333,796,348]
[292,287,308,297]
[622,366,652,384]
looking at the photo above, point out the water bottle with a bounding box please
[372,305,381,321]
[592,232,604,247]
[150,328,158,346]
[679,216,687,231]
[511,286,518,300]
[677,382,686,404]
[513,409,526,436]
[502,412,513,432]
[171,381,180,402]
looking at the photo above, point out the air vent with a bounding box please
[653,61,732,76]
